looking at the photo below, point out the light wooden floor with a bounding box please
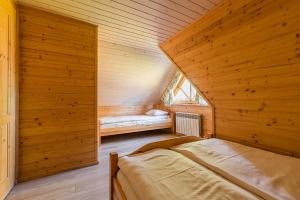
[6,131,175,200]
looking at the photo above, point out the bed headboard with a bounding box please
[98,105,152,117]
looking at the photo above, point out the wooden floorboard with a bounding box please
[6,131,175,200]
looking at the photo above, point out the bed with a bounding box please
[109,136,300,200]
[98,110,173,141]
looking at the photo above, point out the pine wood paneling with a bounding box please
[0,0,16,198]
[16,0,222,53]
[98,41,176,107]
[161,0,300,156]
[18,6,98,182]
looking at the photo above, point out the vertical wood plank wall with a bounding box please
[161,0,300,156]
[18,6,98,182]
[0,0,16,198]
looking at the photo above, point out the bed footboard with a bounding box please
[109,136,201,200]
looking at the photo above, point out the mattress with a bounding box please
[118,148,261,200]
[99,115,171,129]
[171,139,300,200]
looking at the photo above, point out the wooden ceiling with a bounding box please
[16,0,222,53]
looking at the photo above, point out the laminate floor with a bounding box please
[6,131,175,200]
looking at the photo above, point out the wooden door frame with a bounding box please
[0,0,17,199]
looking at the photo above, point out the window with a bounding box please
[161,72,208,106]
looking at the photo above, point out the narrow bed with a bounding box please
[99,109,173,139]
[110,137,300,200]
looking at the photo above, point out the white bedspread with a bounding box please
[100,115,169,125]
[99,115,170,129]
[171,138,300,200]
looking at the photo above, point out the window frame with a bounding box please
[173,76,200,105]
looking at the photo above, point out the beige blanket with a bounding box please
[117,170,139,200]
[171,138,300,200]
[118,148,261,200]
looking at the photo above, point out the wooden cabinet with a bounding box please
[18,6,98,182]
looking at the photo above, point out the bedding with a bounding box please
[99,115,171,129]
[145,109,168,116]
[117,170,139,200]
[99,115,169,125]
[118,148,261,200]
[171,138,300,200]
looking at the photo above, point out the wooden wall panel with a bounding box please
[18,6,98,182]
[0,0,16,198]
[161,0,300,156]
[98,41,176,107]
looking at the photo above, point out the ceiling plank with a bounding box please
[17,0,222,53]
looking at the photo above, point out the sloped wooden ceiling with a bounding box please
[161,0,300,156]
[98,41,177,106]
[16,0,222,53]
[16,0,222,107]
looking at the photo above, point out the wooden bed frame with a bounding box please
[100,120,173,137]
[109,136,201,200]
[98,112,175,143]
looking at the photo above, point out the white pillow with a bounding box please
[145,109,168,116]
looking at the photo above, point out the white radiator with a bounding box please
[175,112,201,136]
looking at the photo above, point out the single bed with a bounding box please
[110,137,300,200]
[99,111,173,140]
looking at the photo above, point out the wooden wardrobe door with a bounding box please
[0,2,16,199]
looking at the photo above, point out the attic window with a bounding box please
[161,72,208,106]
